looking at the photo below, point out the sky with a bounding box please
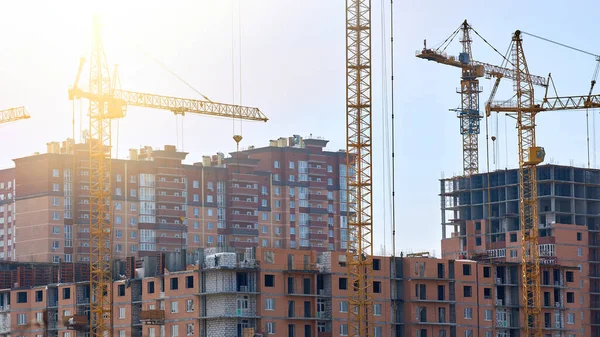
[0,0,598,256]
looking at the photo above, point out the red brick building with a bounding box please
[10,135,347,263]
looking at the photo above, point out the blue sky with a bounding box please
[0,0,598,255]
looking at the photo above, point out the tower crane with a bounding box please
[68,17,267,337]
[487,30,600,337]
[0,106,30,125]
[416,20,548,176]
[346,1,374,336]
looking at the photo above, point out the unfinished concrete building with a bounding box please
[440,164,594,336]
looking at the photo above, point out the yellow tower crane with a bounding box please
[346,1,374,336]
[416,20,547,176]
[68,17,267,337]
[487,30,600,337]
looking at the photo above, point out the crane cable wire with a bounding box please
[390,0,397,260]
[379,0,389,256]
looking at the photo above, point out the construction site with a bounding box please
[1,1,600,337]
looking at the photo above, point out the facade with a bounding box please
[440,164,594,336]
[2,247,588,337]
[10,135,347,264]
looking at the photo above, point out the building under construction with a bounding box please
[0,245,586,337]
[440,164,598,336]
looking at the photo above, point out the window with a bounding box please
[567,292,575,303]
[340,324,348,336]
[118,307,126,319]
[463,286,472,297]
[53,183,60,192]
[17,291,27,303]
[118,284,125,296]
[374,303,381,316]
[475,237,481,246]
[327,165,333,173]
[484,288,491,299]
[462,264,471,276]
[147,281,155,294]
[186,276,194,288]
[265,275,275,287]
[193,180,199,188]
[289,161,295,169]
[186,299,194,312]
[186,324,194,336]
[274,161,280,168]
[339,277,347,290]
[465,330,473,337]
[17,313,27,325]
[566,271,574,282]
[373,281,381,293]
[483,266,491,278]
[63,288,71,300]
[577,232,582,241]
[484,309,492,321]
[464,307,472,319]
[373,259,381,270]
[170,277,179,290]
[578,247,583,256]
[36,290,43,302]
[265,298,275,310]
[567,312,575,324]
[53,197,60,206]
[510,233,517,242]
[170,301,178,313]
[267,322,275,334]
[53,169,60,177]
[339,301,348,312]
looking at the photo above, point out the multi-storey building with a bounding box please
[10,135,347,263]
[2,246,587,337]
[440,164,593,336]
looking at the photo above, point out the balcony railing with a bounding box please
[139,310,165,325]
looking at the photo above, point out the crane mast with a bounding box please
[458,20,482,176]
[87,17,117,337]
[511,30,543,337]
[346,1,373,336]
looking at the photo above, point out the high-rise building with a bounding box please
[11,135,347,263]
[439,164,594,336]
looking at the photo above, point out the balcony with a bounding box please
[156,208,185,218]
[229,200,257,210]
[156,180,185,190]
[156,237,184,245]
[156,194,185,204]
[308,193,327,201]
[229,214,258,223]
[229,186,257,196]
[309,233,327,241]
[63,315,89,330]
[286,263,319,274]
[140,310,165,325]
[226,227,259,236]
